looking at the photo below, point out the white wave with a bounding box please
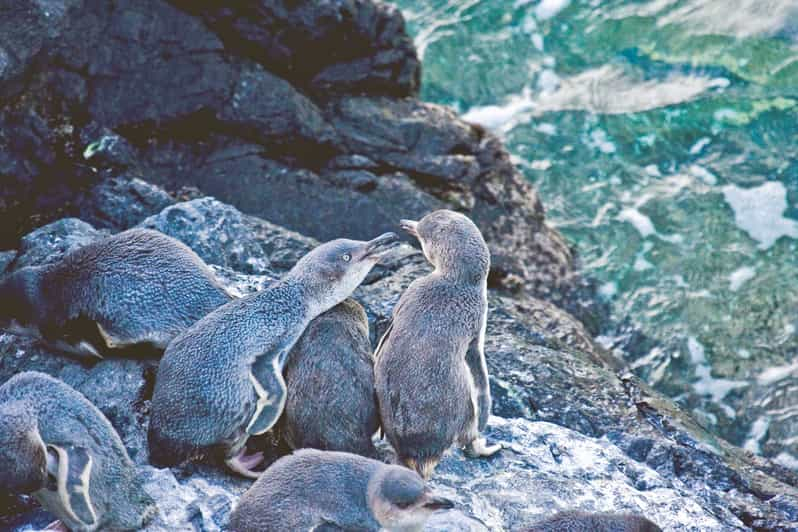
[722,181,798,249]
[743,417,770,454]
[688,337,747,402]
[535,0,571,21]
[461,65,729,134]
[758,360,798,385]
[618,208,656,238]
[728,266,757,292]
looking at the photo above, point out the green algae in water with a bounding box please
[393,0,798,466]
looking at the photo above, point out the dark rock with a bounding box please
[140,140,447,245]
[0,107,96,248]
[325,154,380,171]
[138,196,316,276]
[218,63,340,155]
[325,170,379,192]
[0,0,583,322]
[138,197,274,275]
[7,217,108,271]
[79,128,140,172]
[76,176,176,230]
[79,0,231,129]
[0,0,80,95]
[169,0,420,97]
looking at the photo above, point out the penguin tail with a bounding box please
[394,433,446,479]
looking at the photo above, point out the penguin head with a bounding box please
[367,465,454,531]
[290,233,399,313]
[0,400,48,494]
[400,210,489,282]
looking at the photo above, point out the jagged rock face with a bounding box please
[0,194,796,531]
[0,0,581,313]
[169,0,421,98]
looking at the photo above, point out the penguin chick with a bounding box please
[278,298,379,457]
[0,371,155,531]
[148,233,398,478]
[228,449,454,532]
[375,210,500,479]
[0,228,230,358]
[524,511,662,532]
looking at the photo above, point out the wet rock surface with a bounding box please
[1,194,796,531]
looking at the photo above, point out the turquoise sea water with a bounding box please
[393,0,798,466]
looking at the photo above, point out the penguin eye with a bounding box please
[342,253,351,262]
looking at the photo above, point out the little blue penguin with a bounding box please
[0,371,156,531]
[227,449,454,532]
[375,210,500,479]
[0,228,230,357]
[148,233,398,477]
[524,511,662,532]
[278,297,379,457]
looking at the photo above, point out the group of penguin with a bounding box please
[0,209,662,531]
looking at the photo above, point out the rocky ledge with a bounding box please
[0,0,797,530]
[0,0,593,323]
[0,191,796,531]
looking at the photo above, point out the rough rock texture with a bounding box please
[0,0,589,323]
[424,418,736,531]
[1,194,797,531]
[169,0,421,98]
[1,0,796,530]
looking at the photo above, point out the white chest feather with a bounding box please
[245,360,280,434]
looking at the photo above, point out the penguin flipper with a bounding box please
[245,354,287,436]
[374,296,408,361]
[465,337,491,433]
[373,320,393,361]
[47,444,98,528]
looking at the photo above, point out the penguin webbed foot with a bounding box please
[225,448,265,479]
[463,437,502,458]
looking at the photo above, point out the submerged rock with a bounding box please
[0,194,796,531]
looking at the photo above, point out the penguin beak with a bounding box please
[422,495,455,511]
[361,232,399,261]
[399,219,419,238]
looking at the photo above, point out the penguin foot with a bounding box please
[226,449,264,479]
[44,520,68,531]
[404,457,440,480]
[464,437,502,458]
